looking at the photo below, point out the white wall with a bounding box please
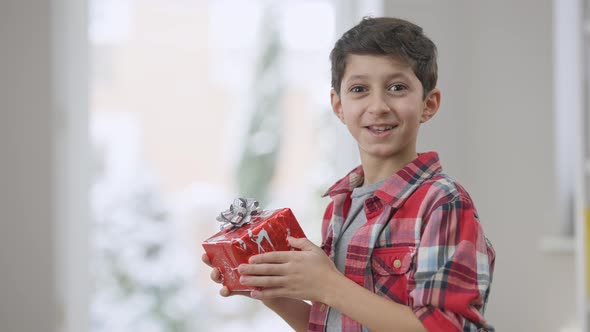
[0,1,88,332]
[464,2,576,331]
[385,0,575,331]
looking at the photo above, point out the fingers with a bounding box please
[249,251,293,264]
[240,275,288,288]
[204,253,223,284]
[238,263,285,276]
[287,236,316,251]
[201,253,213,267]
[219,287,251,298]
[250,288,287,300]
[203,253,252,299]
[219,286,231,297]
[210,267,223,283]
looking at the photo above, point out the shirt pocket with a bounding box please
[371,246,416,305]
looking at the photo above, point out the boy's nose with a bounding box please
[367,92,391,114]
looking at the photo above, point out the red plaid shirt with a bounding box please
[308,152,495,332]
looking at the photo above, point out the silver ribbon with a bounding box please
[216,198,261,230]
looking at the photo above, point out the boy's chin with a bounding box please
[360,147,416,162]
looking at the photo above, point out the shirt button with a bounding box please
[393,259,402,269]
[320,304,327,312]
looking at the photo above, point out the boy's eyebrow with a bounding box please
[344,72,412,84]
[386,72,412,81]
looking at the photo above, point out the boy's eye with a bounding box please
[389,84,406,92]
[350,86,367,93]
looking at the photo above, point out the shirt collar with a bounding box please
[323,165,365,197]
[323,152,443,208]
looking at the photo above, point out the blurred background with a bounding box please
[0,0,587,331]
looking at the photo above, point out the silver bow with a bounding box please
[216,198,261,230]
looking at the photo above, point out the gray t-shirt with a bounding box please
[326,179,385,332]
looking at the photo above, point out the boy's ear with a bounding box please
[331,89,344,123]
[420,88,441,123]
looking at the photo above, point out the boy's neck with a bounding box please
[360,152,418,186]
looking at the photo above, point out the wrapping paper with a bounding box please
[202,207,306,291]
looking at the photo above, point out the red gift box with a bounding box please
[202,206,306,291]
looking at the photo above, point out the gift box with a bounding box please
[202,198,306,291]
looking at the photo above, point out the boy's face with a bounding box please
[331,54,440,166]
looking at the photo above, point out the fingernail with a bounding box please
[249,257,256,264]
[250,290,260,299]
[237,264,245,273]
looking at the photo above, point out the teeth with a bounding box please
[369,126,394,131]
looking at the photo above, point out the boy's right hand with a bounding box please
[202,253,303,314]
[201,253,250,298]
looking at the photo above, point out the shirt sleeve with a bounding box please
[410,195,495,332]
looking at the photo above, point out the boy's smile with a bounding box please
[331,54,440,179]
[365,124,398,137]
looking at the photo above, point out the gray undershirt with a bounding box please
[326,179,385,332]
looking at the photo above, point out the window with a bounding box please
[88,1,343,330]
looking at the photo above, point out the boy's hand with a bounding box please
[238,237,340,303]
[201,253,250,298]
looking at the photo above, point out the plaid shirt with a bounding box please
[308,152,495,332]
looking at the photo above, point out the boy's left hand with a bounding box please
[238,236,340,303]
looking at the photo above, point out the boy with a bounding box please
[203,16,495,332]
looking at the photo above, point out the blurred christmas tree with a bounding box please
[90,113,203,332]
[237,4,284,204]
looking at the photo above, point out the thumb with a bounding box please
[287,236,316,251]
